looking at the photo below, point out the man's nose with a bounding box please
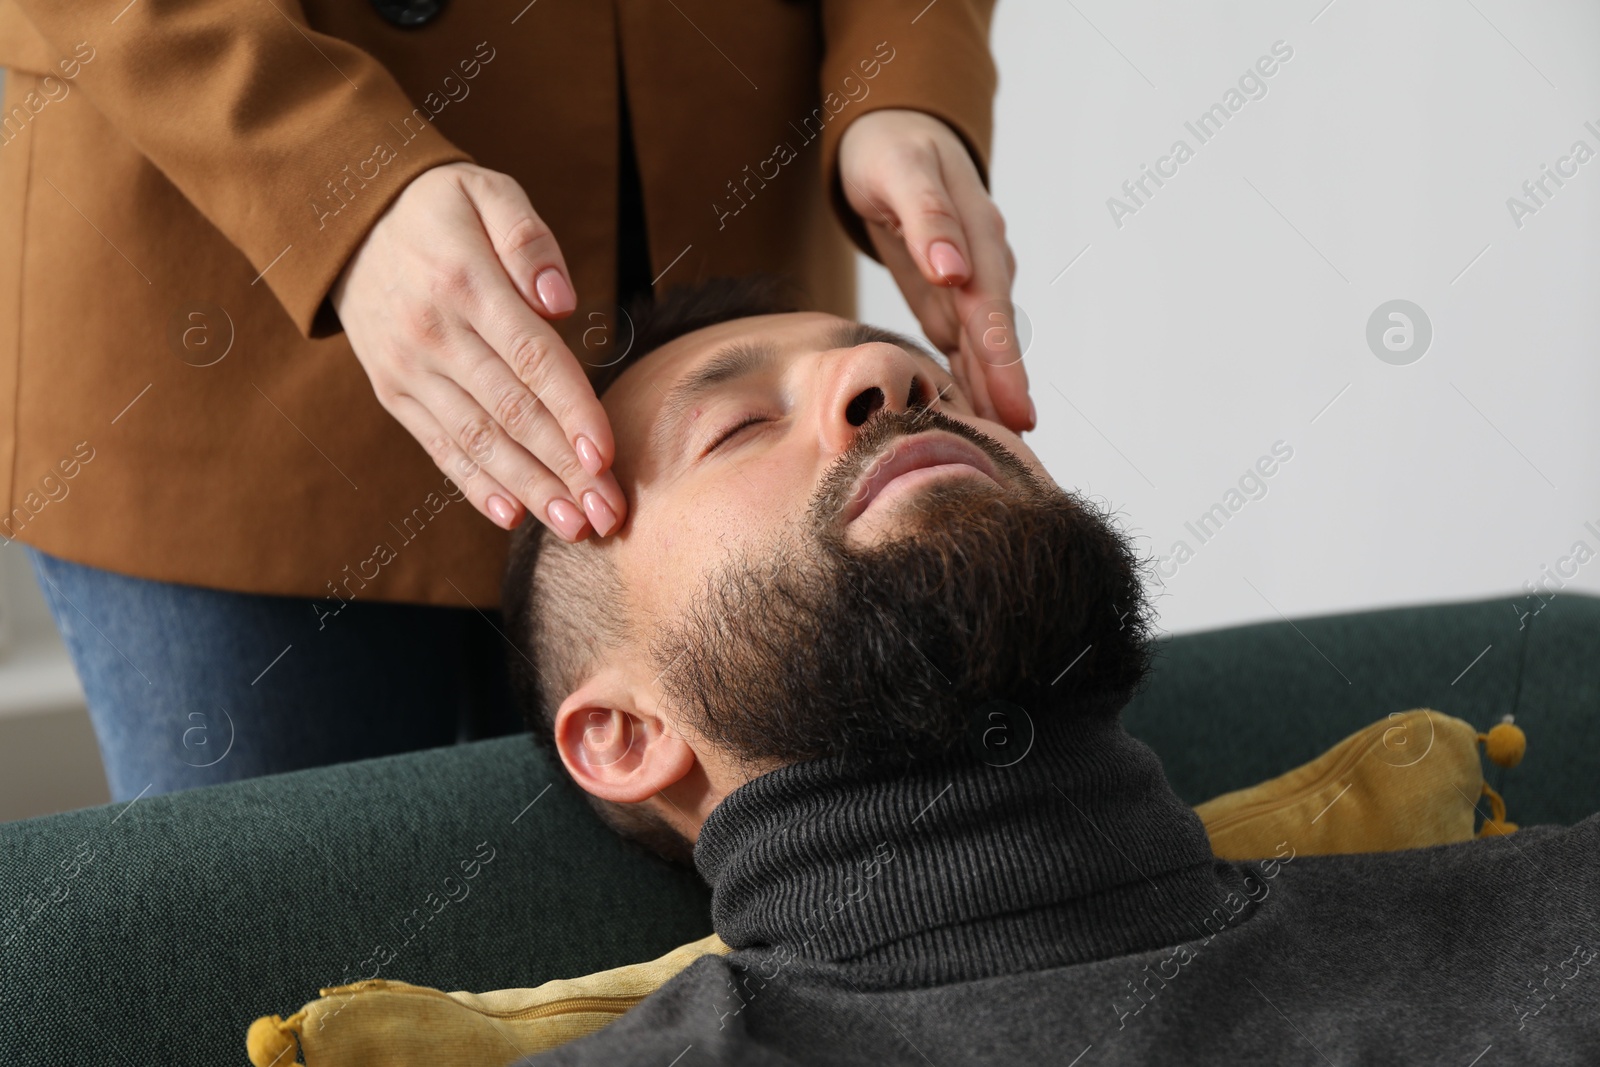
[818,342,930,456]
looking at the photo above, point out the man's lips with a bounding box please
[841,431,1003,526]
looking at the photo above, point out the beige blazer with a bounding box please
[0,0,997,607]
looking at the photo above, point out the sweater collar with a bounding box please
[692,707,1255,990]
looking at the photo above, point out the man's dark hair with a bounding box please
[589,272,809,396]
[500,273,808,868]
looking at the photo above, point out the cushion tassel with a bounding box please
[246,1007,306,1067]
[1477,782,1519,838]
[1476,716,1526,769]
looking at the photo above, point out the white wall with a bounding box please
[859,0,1600,635]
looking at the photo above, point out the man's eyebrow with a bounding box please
[650,337,782,456]
[649,319,948,457]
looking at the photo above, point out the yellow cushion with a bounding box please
[247,932,732,1067]
[248,707,1514,1066]
[1195,708,1497,859]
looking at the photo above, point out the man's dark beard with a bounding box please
[649,405,1157,775]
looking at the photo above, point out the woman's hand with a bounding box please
[837,108,1033,432]
[331,162,625,542]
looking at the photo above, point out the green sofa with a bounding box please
[2,592,1595,1065]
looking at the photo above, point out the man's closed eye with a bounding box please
[701,375,961,458]
[704,413,778,456]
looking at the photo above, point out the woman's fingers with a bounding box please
[452,169,617,480]
[399,359,623,542]
[867,223,999,424]
[423,332,626,539]
[943,163,1033,432]
[869,148,972,289]
[384,393,531,534]
[837,110,1036,433]
[333,162,630,542]
[459,166,581,322]
[461,265,626,524]
[840,109,975,291]
[953,327,999,426]
[867,222,962,353]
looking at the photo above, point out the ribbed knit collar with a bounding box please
[693,708,1257,990]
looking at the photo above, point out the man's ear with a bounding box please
[552,666,698,805]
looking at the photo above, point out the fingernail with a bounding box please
[535,268,575,316]
[1026,396,1037,430]
[928,241,968,283]
[575,434,603,476]
[582,490,618,536]
[487,494,517,529]
[547,497,586,540]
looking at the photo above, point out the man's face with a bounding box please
[587,310,1151,775]
[601,311,1052,620]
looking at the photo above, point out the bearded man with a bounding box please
[499,276,1599,1066]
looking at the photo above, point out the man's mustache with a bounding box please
[808,405,1039,530]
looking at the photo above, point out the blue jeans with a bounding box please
[22,544,522,802]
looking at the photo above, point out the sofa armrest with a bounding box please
[0,735,712,1065]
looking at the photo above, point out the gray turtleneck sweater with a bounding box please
[520,711,1600,1066]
